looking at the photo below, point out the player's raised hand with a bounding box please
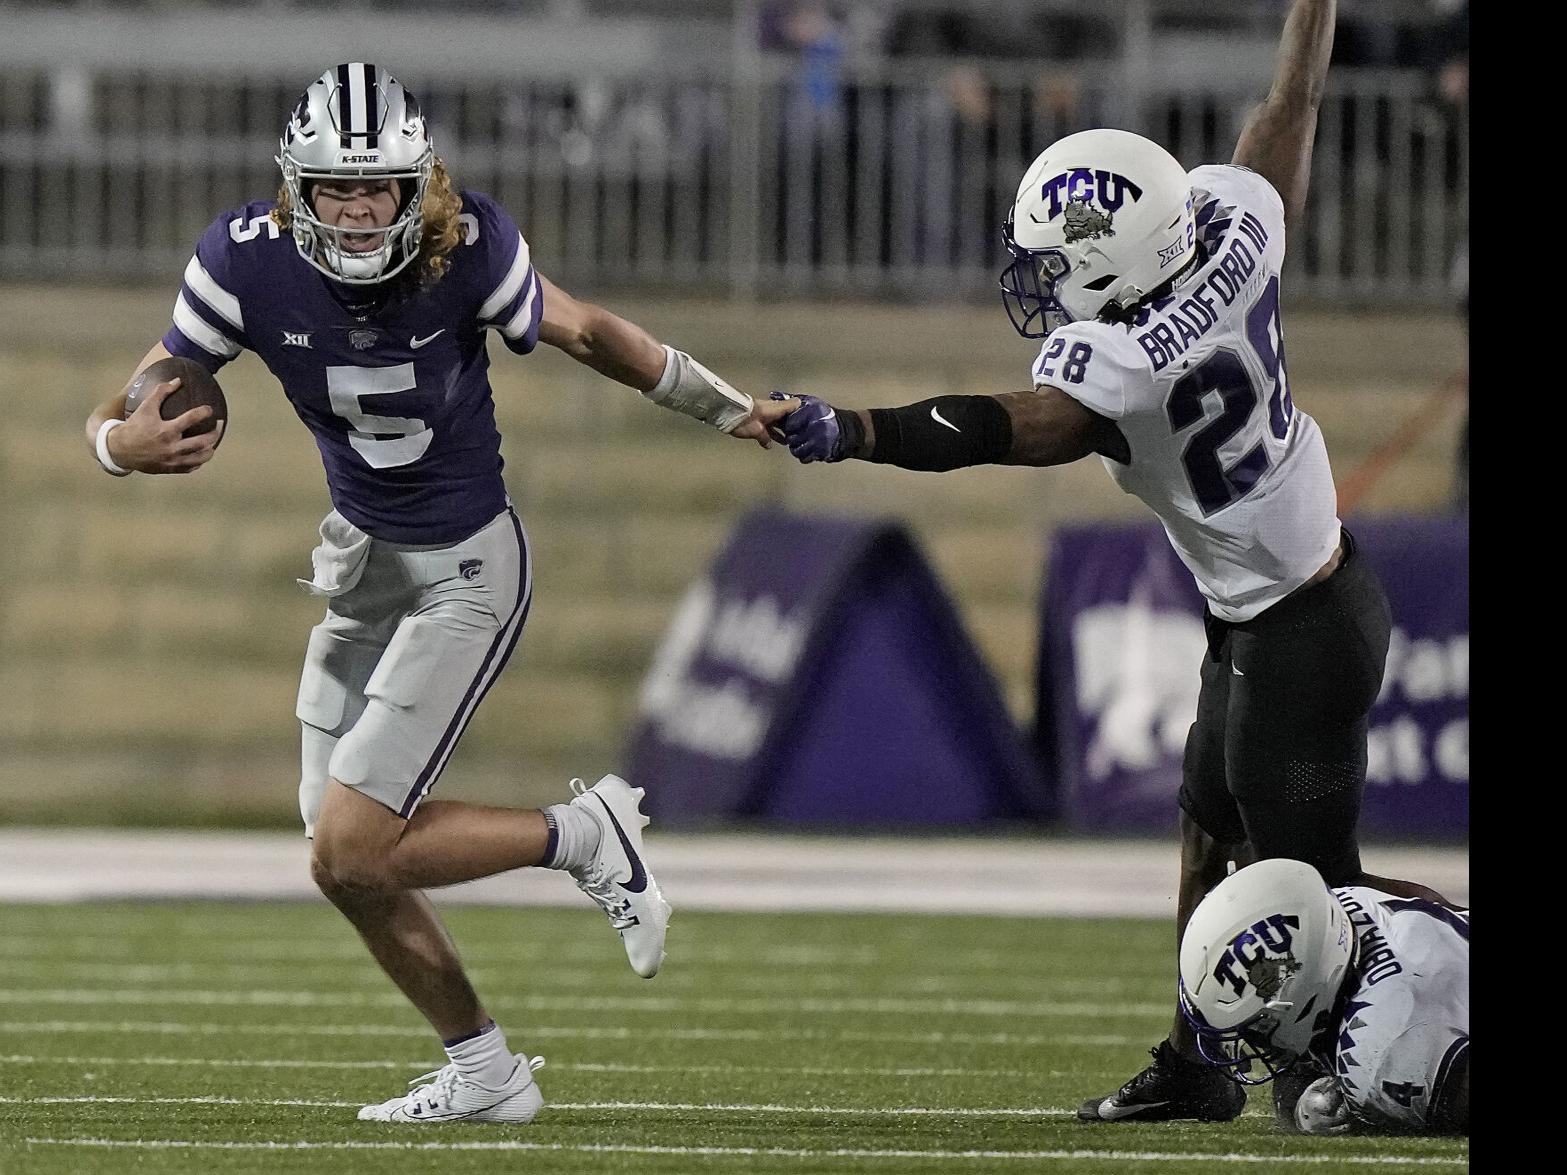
[115,378,222,474]
[764,391,848,463]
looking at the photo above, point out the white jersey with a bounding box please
[1325,886,1470,1131]
[1033,165,1340,621]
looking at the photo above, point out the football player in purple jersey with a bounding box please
[83,63,770,1125]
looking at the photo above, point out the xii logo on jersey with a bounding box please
[283,331,313,348]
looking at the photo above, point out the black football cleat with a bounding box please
[1078,1039,1247,1122]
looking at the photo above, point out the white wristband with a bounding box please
[643,345,753,433]
[95,418,133,477]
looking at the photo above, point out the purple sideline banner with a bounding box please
[1035,516,1469,839]
[625,509,1046,827]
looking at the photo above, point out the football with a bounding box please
[124,355,228,447]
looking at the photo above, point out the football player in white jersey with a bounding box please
[1179,859,1468,1135]
[755,0,1457,1122]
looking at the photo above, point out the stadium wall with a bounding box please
[1,283,1466,828]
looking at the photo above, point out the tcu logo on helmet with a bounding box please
[1211,914,1301,996]
[1038,168,1144,221]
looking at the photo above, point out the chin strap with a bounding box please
[643,345,753,433]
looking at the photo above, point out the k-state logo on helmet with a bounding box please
[1211,914,1301,996]
[1037,168,1144,222]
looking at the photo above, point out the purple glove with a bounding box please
[770,391,846,463]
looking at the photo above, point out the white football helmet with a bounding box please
[1178,859,1356,1086]
[276,63,434,284]
[1000,128,1196,338]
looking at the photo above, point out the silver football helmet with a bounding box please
[276,63,434,285]
[1178,860,1356,1086]
[1000,128,1196,338]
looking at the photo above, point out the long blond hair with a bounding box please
[271,158,464,285]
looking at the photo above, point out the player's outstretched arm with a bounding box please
[534,273,770,448]
[84,341,221,476]
[1231,0,1337,229]
[755,384,1123,470]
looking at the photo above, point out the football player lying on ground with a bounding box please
[83,63,772,1125]
[1179,858,1468,1136]
[754,0,1457,1124]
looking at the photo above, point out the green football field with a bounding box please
[0,902,1467,1174]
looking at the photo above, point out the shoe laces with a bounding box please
[404,1063,462,1111]
[403,1055,547,1109]
[565,777,637,931]
[1121,1043,1181,1099]
[576,862,637,929]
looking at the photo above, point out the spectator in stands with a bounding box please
[761,1,848,265]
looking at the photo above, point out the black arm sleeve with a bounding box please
[863,396,1013,472]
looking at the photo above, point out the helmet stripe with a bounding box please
[365,62,380,150]
[350,63,369,148]
[336,63,352,148]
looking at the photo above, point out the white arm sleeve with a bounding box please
[643,345,753,433]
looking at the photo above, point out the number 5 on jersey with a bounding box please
[327,363,433,468]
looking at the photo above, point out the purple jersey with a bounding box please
[163,191,544,543]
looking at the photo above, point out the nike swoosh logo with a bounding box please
[1232,666,1246,676]
[410,330,446,349]
[1097,1098,1169,1120]
[930,406,961,433]
[596,797,649,893]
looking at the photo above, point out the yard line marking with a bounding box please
[0,1095,1084,1117]
[4,1019,1144,1048]
[0,1054,1036,1079]
[0,988,1169,1018]
[0,934,1154,975]
[19,1138,1472,1165]
[0,959,1156,996]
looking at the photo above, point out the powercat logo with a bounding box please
[1037,168,1144,221]
[1212,914,1302,997]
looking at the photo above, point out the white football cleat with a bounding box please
[357,1054,545,1124]
[568,774,672,978]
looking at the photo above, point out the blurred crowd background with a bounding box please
[0,0,1467,837]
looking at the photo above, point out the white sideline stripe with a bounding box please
[4,1020,1144,1048]
[477,232,531,320]
[0,1095,1075,1117]
[182,255,243,329]
[0,1053,1039,1079]
[0,988,1168,1018]
[0,829,1467,913]
[19,1139,1471,1165]
[171,293,241,358]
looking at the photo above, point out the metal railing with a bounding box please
[0,56,1467,305]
